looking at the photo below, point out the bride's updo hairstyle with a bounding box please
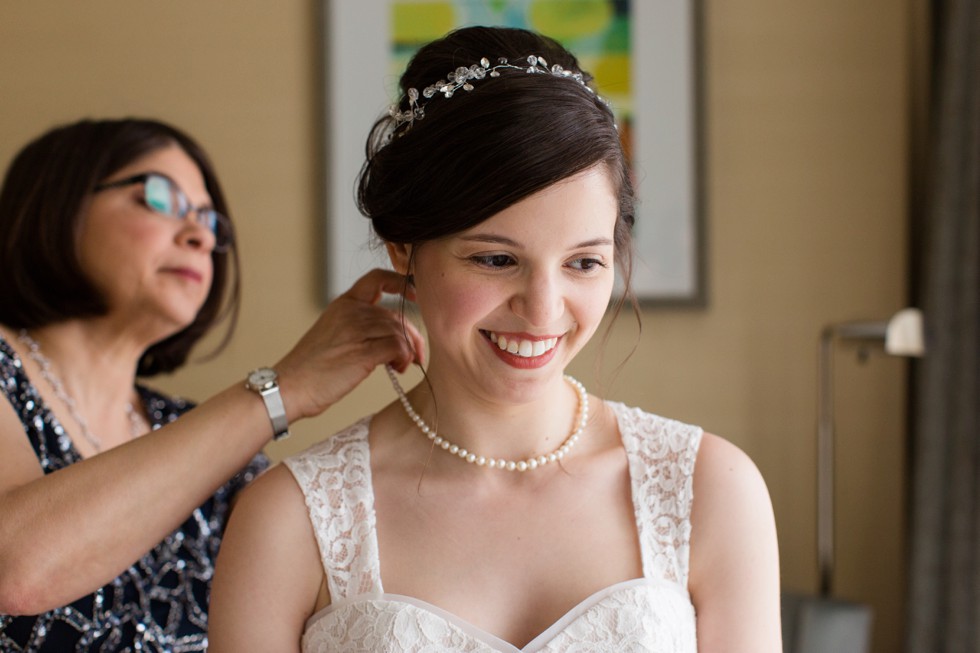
[357,26,637,305]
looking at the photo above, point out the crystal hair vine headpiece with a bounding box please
[388,54,597,131]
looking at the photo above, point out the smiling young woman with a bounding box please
[209,26,782,653]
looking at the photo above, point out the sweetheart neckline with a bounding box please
[304,576,691,652]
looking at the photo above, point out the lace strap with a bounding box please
[283,417,383,600]
[612,402,703,588]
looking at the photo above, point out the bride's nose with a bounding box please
[509,269,564,327]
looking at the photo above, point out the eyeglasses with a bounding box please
[94,172,233,252]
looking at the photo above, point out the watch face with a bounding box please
[249,368,277,387]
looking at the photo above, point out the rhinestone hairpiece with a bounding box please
[388,54,595,130]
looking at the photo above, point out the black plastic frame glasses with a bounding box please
[94,172,233,252]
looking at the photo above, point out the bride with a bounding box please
[209,25,781,653]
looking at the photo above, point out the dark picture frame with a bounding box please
[321,0,703,305]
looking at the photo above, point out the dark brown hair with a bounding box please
[0,118,240,376]
[357,26,636,307]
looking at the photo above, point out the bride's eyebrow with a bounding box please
[573,238,614,248]
[459,234,521,247]
[458,235,614,249]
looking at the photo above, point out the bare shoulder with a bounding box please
[689,432,782,652]
[216,463,317,568]
[234,461,308,513]
[209,464,321,652]
[692,432,772,508]
[690,432,776,560]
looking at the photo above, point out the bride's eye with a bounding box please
[567,257,607,272]
[471,254,515,269]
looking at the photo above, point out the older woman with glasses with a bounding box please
[0,117,424,652]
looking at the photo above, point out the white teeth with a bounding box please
[488,332,558,358]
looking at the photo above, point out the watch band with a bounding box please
[246,368,290,441]
[258,384,289,441]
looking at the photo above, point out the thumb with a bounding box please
[342,268,412,304]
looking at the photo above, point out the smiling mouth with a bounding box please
[482,330,560,358]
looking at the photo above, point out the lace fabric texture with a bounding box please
[0,335,268,652]
[285,401,702,652]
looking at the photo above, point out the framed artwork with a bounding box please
[322,0,702,305]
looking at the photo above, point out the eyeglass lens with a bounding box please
[144,174,180,216]
[142,174,230,249]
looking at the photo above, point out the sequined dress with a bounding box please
[285,402,703,652]
[0,335,268,652]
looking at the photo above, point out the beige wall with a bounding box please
[0,2,911,650]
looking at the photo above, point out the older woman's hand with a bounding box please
[274,268,424,421]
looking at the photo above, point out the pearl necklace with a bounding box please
[18,330,147,453]
[385,365,589,472]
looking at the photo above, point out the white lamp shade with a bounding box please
[885,308,925,357]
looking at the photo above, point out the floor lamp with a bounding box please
[817,307,925,596]
[783,308,925,653]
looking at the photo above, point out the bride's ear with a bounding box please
[385,241,413,275]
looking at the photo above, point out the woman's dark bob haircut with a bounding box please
[0,117,240,376]
[357,26,637,304]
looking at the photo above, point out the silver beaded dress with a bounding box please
[0,335,268,652]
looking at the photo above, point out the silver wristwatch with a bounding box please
[246,367,290,441]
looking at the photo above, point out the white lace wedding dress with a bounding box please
[284,401,702,652]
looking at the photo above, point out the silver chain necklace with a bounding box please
[18,330,146,453]
[385,365,589,472]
